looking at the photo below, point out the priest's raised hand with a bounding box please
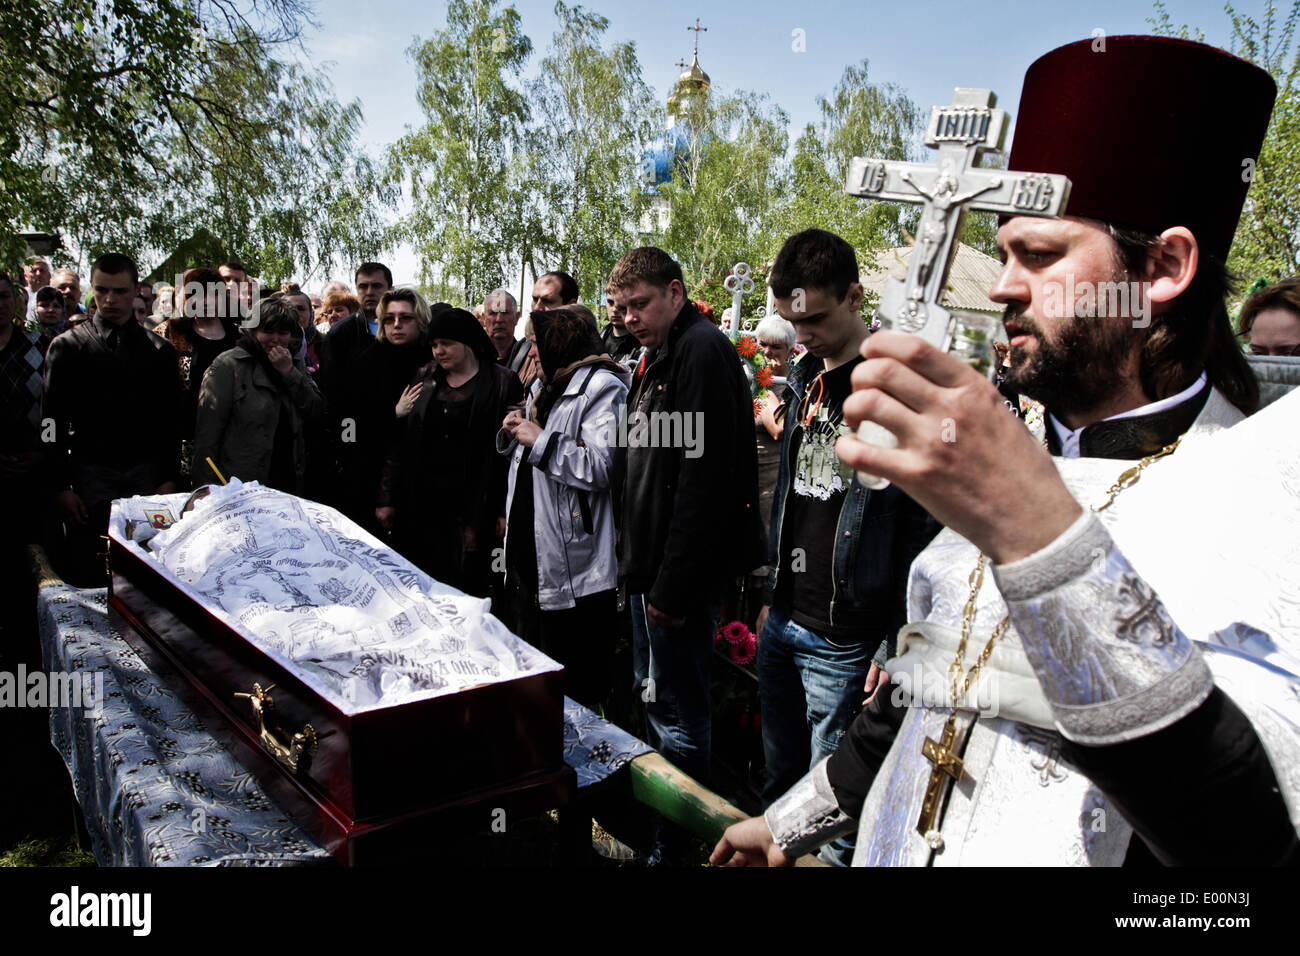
[834,330,1081,565]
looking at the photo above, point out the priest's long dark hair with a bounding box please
[1109,224,1259,416]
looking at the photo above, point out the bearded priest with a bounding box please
[713,35,1300,867]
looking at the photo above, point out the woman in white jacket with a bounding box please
[499,306,629,709]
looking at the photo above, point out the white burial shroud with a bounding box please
[109,480,559,714]
[878,386,1300,865]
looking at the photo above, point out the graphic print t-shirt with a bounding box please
[773,356,869,641]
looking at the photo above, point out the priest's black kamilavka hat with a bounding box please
[1008,35,1276,262]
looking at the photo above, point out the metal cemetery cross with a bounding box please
[845,88,1071,350]
[723,262,754,333]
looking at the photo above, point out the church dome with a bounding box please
[677,51,710,91]
[641,126,696,193]
[668,51,710,118]
[642,31,713,194]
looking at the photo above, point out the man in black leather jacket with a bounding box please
[611,247,764,785]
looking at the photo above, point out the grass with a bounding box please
[0,836,96,868]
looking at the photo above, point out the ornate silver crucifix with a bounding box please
[845,88,1071,350]
[843,89,1072,488]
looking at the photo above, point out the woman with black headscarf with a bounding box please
[498,306,629,709]
[377,307,522,595]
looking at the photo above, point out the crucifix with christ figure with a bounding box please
[843,88,1071,490]
[916,713,964,843]
[845,88,1071,350]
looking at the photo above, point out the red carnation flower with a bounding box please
[723,621,749,645]
[756,366,774,389]
[752,398,762,419]
[730,634,757,666]
[718,621,757,663]
[736,335,758,359]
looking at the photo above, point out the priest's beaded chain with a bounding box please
[1089,436,1184,513]
[949,553,1010,707]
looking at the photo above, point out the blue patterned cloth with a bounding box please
[39,582,331,866]
[39,581,651,866]
[562,697,654,790]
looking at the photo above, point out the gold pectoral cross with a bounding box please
[916,713,963,839]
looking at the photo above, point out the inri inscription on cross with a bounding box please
[845,88,1071,350]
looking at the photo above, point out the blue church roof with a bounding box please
[641,125,707,193]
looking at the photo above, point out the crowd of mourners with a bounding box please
[4,234,1298,865]
[2,250,740,723]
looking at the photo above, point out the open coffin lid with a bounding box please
[107,480,571,860]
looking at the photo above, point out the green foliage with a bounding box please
[156,34,394,286]
[389,0,533,306]
[146,228,232,285]
[0,836,95,868]
[2,1,1048,301]
[610,58,932,323]
[1221,0,1300,281]
[650,88,789,314]
[1152,0,1300,281]
[1,0,207,267]
[1147,0,1209,40]
[416,276,469,310]
[2,0,387,283]
[769,61,926,303]
[520,2,659,303]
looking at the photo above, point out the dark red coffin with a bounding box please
[107,523,574,865]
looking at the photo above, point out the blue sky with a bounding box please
[294,0,1246,285]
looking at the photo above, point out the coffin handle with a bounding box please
[234,683,318,774]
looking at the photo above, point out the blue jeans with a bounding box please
[758,607,872,866]
[630,594,718,786]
